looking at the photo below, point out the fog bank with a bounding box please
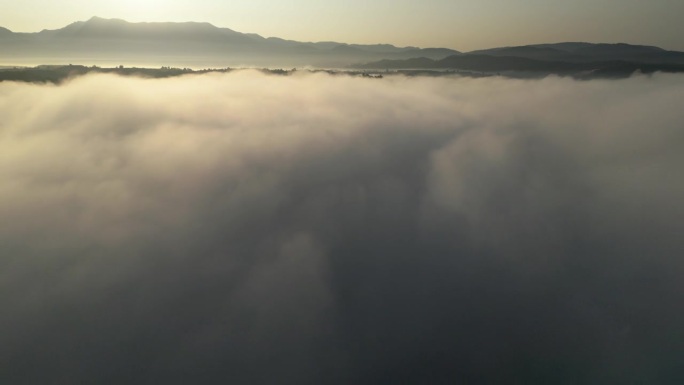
[1,72,683,384]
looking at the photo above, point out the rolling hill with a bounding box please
[356,42,684,78]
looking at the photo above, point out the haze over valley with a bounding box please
[2,3,684,384]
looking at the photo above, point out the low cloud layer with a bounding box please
[1,72,683,384]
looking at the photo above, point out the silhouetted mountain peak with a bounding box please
[458,42,682,65]
[469,45,573,59]
[38,16,256,44]
[574,42,665,55]
[87,16,125,24]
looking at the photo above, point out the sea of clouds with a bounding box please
[1,72,683,384]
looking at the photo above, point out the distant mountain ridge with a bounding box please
[465,42,681,64]
[356,42,684,78]
[0,17,459,67]
[3,18,683,71]
[38,17,258,44]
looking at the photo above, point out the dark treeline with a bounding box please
[0,65,230,84]
[0,65,389,84]
[3,62,681,84]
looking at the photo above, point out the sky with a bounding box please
[1,0,683,51]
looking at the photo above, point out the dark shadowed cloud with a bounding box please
[1,72,683,384]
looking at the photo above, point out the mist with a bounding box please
[1,72,683,384]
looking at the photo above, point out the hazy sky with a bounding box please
[1,0,683,51]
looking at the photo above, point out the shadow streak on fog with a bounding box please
[1,72,683,384]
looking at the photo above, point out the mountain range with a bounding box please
[2,17,684,74]
[466,43,684,64]
[357,43,684,78]
[0,17,458,67]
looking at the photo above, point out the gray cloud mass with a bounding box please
[1,72,684,384]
